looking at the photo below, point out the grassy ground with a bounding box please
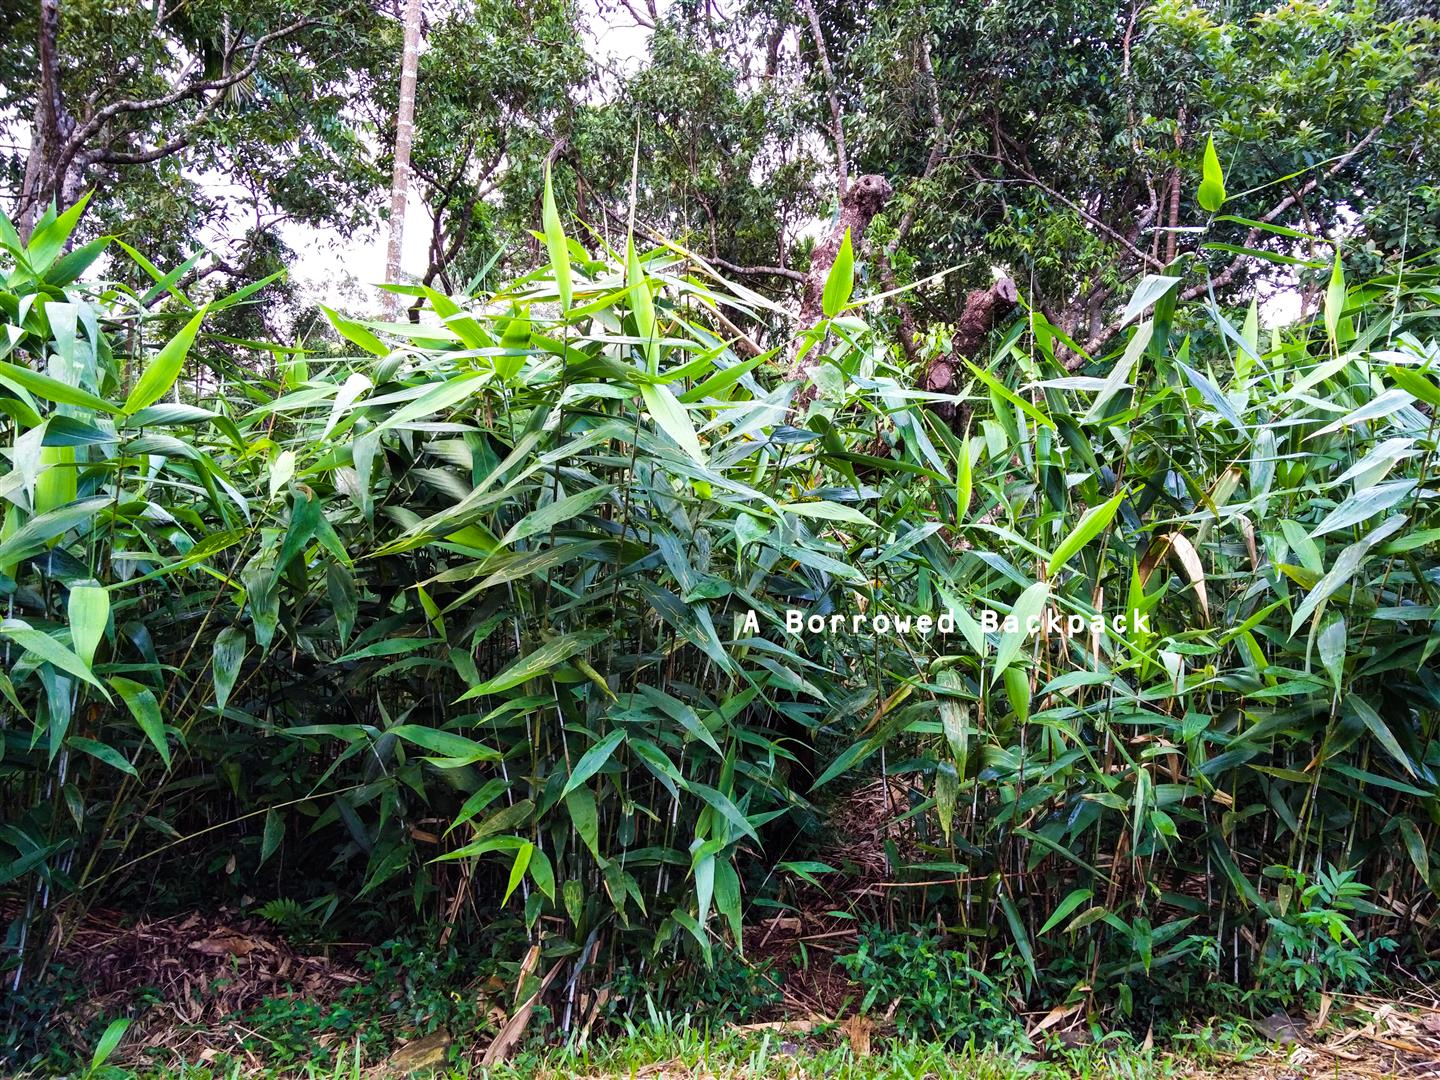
[57,1021,1292,1079]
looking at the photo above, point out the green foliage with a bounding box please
[837,926,1024,1043]
[1257,866,1396,1007]
[4,153,1440,1046]
[237,935,507,1068]
[609,951,785,1025]
[834,0,1439,338]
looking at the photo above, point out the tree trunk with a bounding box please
[16,0,79,241]
[923,276,1018,428]
[384,0,423,318]
[786,173,893,388]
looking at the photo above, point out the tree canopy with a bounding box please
[5,0,1433,353]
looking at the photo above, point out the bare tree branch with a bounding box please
[708,255,806,284]
[1178,118,1389,303]
[60,17,314,168]
[798,0,847,199]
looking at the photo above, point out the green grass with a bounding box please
[65,1020,1278,1079]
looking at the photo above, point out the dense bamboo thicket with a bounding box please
[2,173,1440,1051]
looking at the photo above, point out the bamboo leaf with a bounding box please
[0,618,109,698]
[561,729,626,797]
[1324,249,1345,345]
[1047,489,1125,576]
[821,228,854,318]
[1197,135,1226,212]
[1396,818,1431,889]
[389,725,501,764]
[125,306,208,414]
[69,736,135,776]
[111,676,170,769]
[212,627,245,713]
[260,808,284,866]
[1119,275,1180,329]
[1082,322,1153,424]
[639,382,706,465]
[778,499,875,528]
[499,486,614,548]
[0,360,120,414]
[504,842,534,904]
[992,581,1049,679]
[543,164,573,313]
[1040,888,1094,936]
[67,583,109,668]
[458,630,608,699]
[1345,695,1417,778]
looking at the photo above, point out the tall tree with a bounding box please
[815,0,1440,354]
[0,0,390,332]
[384,0,424,316]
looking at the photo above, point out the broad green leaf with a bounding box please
[320,304,389,357]
[566,788,601,859]
[821,228,854,317]
[992,581,1050,680]
[0,360,120,414]
[260,808,284,866]
[778,499,875,528]
[1346,695,1416,778]
[500,486,614,548]
[504,842,534,904]
[450,799,534,849]
[375,372,486,432]
[0,497,111,566]
[268,450,295,501]
[1396,818,1432,889]
[69,736,135,776]
[1119,275,1180,328]
[1197,136,1226,212]
[687,781,761,843]
[639,382,706,465]
[543,164,573,312]
[111,676,170,769]
[627,237,657,372]
[1309,390,1415,439]
[67,584,109,668]
[1175,358,1246,435]
[212,627,245,712]
[1324,249,1345,345]
[1039,887,1094,936]
[1310,480,1415,538]
[1388,366,1440,409]
[956,437,973,522]
[529,847,556,901]
[1081,322,1152,424]
[125,306,208,414]
[998,891,1036,979]
[0,618,109,698]
[714,858,742,944]
[27,191,92,274]
[458,630,608,698]
[561,729,626,797]
[389,724,500,764]
[679,348,778,403]
[1290,515,1405,633]
[89,1017,130,1073]
[445,779,511,836]
[1047,489,1125,576]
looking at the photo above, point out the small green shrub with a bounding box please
[1255,865,1396,1008]
[609,950,785,1026]
[836,926,1024,1044]
[235,935,506,1068]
